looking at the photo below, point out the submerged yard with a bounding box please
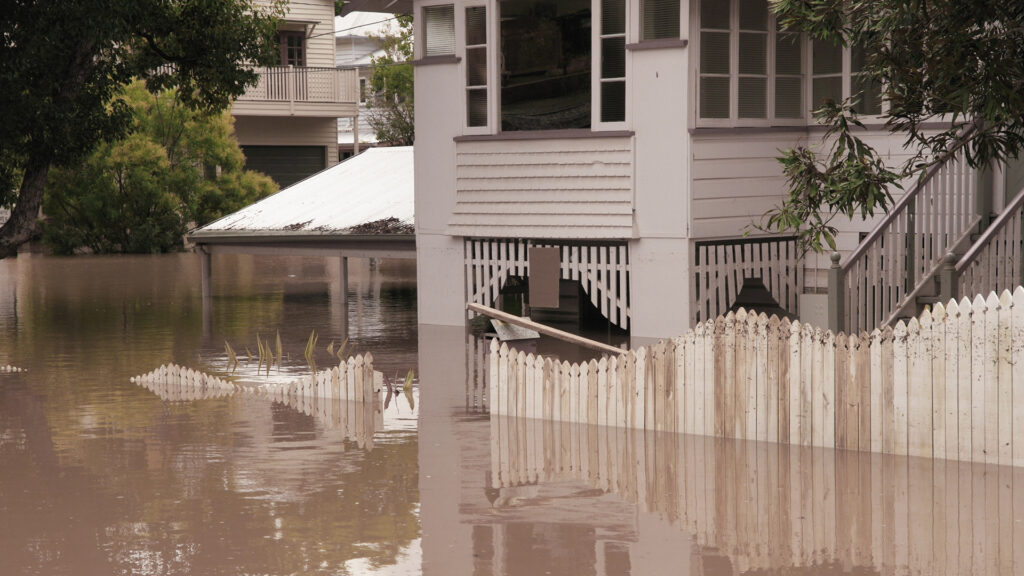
[0,253,1020,575]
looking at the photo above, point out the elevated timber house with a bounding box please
[407,0,1024,341]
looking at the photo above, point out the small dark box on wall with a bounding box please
[528,246,561,309]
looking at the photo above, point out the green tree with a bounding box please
[755,0,1024,253]
[367,16,415,146]
[41,82,277,255]
[0,0,284,258]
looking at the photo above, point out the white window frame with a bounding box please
[460,1,493,134]
[418,2,456,59]
[592,0,629,130]
[807,43,887,121]
[692,0,806,128]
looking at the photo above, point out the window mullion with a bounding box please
[729,0,738,126]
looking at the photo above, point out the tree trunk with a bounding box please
[0,158,50,259]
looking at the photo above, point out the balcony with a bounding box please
[231,66,359,118]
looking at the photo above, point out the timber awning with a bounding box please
[189,146,414,259]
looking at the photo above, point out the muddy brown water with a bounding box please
[1,253,1020,575]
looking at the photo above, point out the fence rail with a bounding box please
[956,185,1024,298]
[237,66,359,103]
[489,287,1024,466]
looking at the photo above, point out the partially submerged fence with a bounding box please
[488,287,1024,466]
[132,353,382,404]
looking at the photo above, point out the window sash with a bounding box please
[423,4,455,57]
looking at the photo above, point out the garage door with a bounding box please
[241,146,326,188]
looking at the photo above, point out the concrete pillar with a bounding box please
[330,256,349,337]
[827,252,844,334]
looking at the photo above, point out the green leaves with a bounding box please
[366,16,415,146]
[40,81,276,254]
[750,100,900,254]
[757,0,1024,254]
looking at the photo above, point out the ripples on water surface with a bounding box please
[2,253,1022,575]
[0,253,421,575]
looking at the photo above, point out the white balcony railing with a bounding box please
[237,66,359,104]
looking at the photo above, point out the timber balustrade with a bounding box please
[489,413,1024,574]
[489,287,1024,466]
[831,125,981,334]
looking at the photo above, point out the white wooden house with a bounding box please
[232,0,361,187]
[409,0,1024,341]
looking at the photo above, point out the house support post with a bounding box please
[330,255,350,337]
[828,252,844,334]
[939,252,958,306]
[353,115,360,155]
[200,246,212,339]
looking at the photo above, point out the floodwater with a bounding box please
[2,253,1023,575]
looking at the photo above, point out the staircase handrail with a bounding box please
[841,123,978,273]
[956,184,1024,274]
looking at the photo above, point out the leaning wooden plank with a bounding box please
[467,303,623,355]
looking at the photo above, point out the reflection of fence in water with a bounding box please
[132,355,385,449]
[490,412,1024,574]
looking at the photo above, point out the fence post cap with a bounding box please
[830,252,842,266]
[943,251,957,265]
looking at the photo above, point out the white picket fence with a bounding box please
[131,353,382,404]
[488,287,1024,466]
[488,413,1024,575]
[132,354,385,448]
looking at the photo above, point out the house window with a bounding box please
[600,0,626,122]
[499,0,591,131]
[278,31,306,66]
[424,4,455,57]
[641,0,680,41]
[811,41,883,115]
[465,6,488,127]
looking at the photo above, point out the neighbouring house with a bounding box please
[231,0,361,188]
[335,11,403,159]
[410,0,1024,342]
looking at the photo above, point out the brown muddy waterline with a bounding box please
[2,253,1020,575]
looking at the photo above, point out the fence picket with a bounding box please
[483,287,1023,464]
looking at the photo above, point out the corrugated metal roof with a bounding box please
[193,146,412,236]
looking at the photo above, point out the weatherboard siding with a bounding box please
[447,136,635,239]
[281,0,336,68]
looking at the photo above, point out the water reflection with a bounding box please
[421,327,1024,576]
[0,253,420,575]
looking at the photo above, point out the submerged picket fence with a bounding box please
[488,287,1024,466]
[131,352,383,404]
